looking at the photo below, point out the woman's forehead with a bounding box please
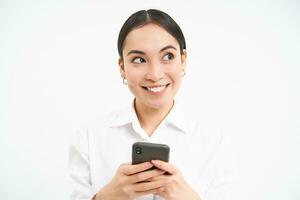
[123,23,180,54]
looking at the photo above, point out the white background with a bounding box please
[0,0,299,199]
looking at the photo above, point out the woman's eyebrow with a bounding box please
[159,45,177,53]
[127,45,177,56]
[127,50,145,56]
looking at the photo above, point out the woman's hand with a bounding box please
[149,160,201,200]
[94,162,169,200]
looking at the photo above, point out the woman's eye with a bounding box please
[162,53,174,61]
[132,57,145,64]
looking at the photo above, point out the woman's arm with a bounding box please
[69,128,96,200]
[69,129,169,200]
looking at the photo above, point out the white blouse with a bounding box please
[69,101,234,200]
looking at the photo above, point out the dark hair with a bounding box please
[117,9,186,59]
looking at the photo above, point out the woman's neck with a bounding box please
[134,99,174,136]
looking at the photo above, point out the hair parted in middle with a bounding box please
[117,9,186,59]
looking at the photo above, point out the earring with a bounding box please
[122,78,127,85]
[182,70,186,77]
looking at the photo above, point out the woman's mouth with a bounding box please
[142,83,170,93]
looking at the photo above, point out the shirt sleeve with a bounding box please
[69,128,97,200]
[203,131,236,200]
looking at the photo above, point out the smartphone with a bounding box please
[132,142,170,165]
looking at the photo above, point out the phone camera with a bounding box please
[135,147,142,155]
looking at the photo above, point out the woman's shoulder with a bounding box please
[87,106,127,130]
[71,106,127,139]
[179,104,223,142]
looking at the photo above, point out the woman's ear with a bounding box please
[181,49,187,71]
[118,57,125,79]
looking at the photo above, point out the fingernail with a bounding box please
[151,160,159,164]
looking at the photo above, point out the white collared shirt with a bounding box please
[69,101,234,200]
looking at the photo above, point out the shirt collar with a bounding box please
[109,99,187,134]
[164,100,187,134]
[109,100,136,127]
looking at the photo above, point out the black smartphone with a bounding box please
[132,142,170,165]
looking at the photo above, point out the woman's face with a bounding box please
[119,23,186,110]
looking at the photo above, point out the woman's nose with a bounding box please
[145,62,164,81]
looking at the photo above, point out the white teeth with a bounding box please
[147,85,166,93]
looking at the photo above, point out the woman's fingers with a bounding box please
[151,160,177,175]
[145,174,167,182]
[121,162,154,175]
[130,168,166,183]
[133,179,170,192]
[134,187,164,198]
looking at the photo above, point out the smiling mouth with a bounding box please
[142,83,170,93]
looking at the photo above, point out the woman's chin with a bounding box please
[135,96,174,111]
[146,100,173,111]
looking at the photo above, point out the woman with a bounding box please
[70,9,233,200]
